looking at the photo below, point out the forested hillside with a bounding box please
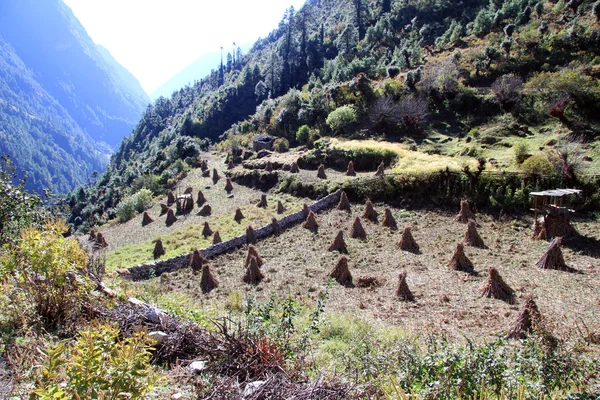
[77,0,600,225]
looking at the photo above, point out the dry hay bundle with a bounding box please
[159,203,169,216]
[153,239,165,259]
[167,191,175,205]
[480,267,515,303]
[302,211,319,232]
[337,191,351,211]
[276,200,286,214]
[224,178,234,193]
[88,229,96,241]
[202,222,213,238]
[184,186,193,194]
[328,256,353,287]
[328,230,347,252]
[200,264,219,293]
[142,211,154,226]
[165,208,178,227]
[456,199,475,223]
[398,226,419,253]
[227,159,234,170]
[531,218,545,240]
[302,203,310,218]
[234,208,245,223]
[290,162,300,173]
[543,213,578,240]
[382,208,397,230]
[196,191,207,206]
[463,220,486,248]
[96,232,108,248]
[317,164,327,179]
[257,193,268,208]
[362,200,378,222]
[200,159,208,171]
[244,245,264,268]
[197,204,212,217]
[535,237,569,271]
[350,216,367,239]
[356,276,383,288]
[447,243,475,274]
[212,168,221,184]
[246,225,257,244]
[345,160,356,176]
[375,161,385,177]
[213,231,222,244]
[271,216,281,234]
[507,297,543,339]
[395,271,414,301]
[242,256,264,284]
[202,168,210,177]
[265,161,273,172]
[189,249,207,273]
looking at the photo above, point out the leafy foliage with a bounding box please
[115,188,154,223]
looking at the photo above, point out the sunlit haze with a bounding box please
[63,0,307,94]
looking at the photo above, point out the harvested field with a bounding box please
[130,203,600,341]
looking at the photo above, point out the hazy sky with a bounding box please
[63,0,306,94]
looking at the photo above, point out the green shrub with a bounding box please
[115,189,154,223]
[326,105,357,134]
[296,125,310,143]
[33,321,158,399]
[513,141,530,164]
[521,154,553,175]
[274,138,290,152]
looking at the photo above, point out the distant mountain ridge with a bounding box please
[0,0,150,193]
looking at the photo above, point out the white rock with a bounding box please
[188,360,208,374]
[145,307,168,326]
[128,297,145,306]
[243,381,266,397]
[148,331,168,345]
[171,393,183,399]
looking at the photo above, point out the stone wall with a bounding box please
[120,189,342,281]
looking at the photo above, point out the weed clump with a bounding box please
[200,264,219,293]
[535,237,568,271]
[337,191,351,211]
[507,297,542,339]
[362,200,378,222]
[243,256,264,284]
[382,207,397,230]
[197,204,212,216]
[350,216,367,239]
[456,200,475,223]
[463,221,486,248]
[396,271,414,301]
[356,276,383,288]
[165,209,177,226]
[257,193,268,208]
[141,211,154,226]
[234,208,245,223]
[213,231,222,244]
[224,178,234,193]
[202,222,213,238]
[190,249,207,273]
[480,267,515,303]
[153,239,165,259]
[329,256,353,287]
[346,160,356,176]
[448,243,475,274]
[328,230,347,252]
[398,226,419,253]
[277,200,286,214]
[303,211,319,232]
[246,225,257,244]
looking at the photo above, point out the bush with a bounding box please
[274,138,290,152]
[513,141,530,164]
[296,125,310,143]
[115,189,154,223]
[33,321,158,399]
[326,105,357,134]
[521,154,553,175]
[492,75,524,110]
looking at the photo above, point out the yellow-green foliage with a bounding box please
[521,154,554,175]
[33,321,159,399]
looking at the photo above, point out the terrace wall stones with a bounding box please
[119,189,342,281]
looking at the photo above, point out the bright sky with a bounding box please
[63,0,306,94]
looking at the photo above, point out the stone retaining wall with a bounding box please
[120,189,342,281]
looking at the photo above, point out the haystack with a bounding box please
[506,297,542,339]
[447,243,475,273]
[153,239,165,259]
[165,209,177,226]
[202,222,213,238]
[456,200,475,223]
[328,230,347,252]
[395,272,414,301]
[271,217,281,234]
[246,225,257,244]
[200,264,219,293]
[88,229,96,241]
[328,256,353,287]
[189,249,206,273]
[257,194,268,208]
[197,191,207,206]
[479,267,515,303]
[382,208,397,230]
[535,237,567,271]
[197,204,212,216]
[302,203,310,218]
[317,164,327,179]
[345,161,356,176]
[242,256,264,284]
[350,216,367,239]
[184,186,193,194]
[234,208,245,223]
[213,231,222,244]
[167,191,175,205]
[375,161,385,177]
[337,191,351,211]
[398,226,419,253]
[142,211,154,226]
[159,203,169,216]
[224,178,234,193]
[463,221,486,248]
[227,159,234,170]
[265,161,273,172]
[303,211,319,232]
[212,168,221,184]
[276,201,286,214]
[362,200,378,222]
[96,232,108,248]
[200,159,208,171]
[244,245,264,268]
[202,169,210,177]
[356,276,383,288]
[290,162,299,173]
